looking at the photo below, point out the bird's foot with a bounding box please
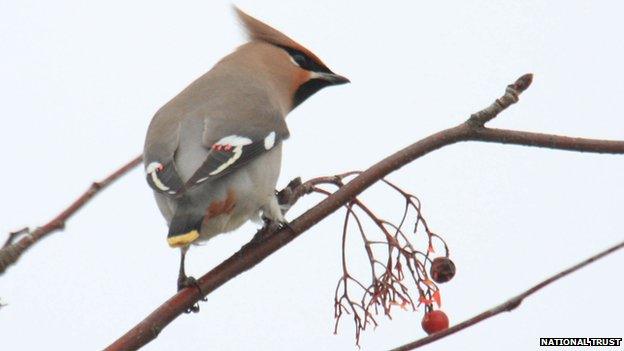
[275,219,294,233]
[177,275,207,313]
[248,218,292,245]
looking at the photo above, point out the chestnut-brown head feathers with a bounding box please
[234,6,327,70]
[232,6,349,109]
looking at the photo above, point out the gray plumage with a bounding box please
[143,6,348,274]
[145,42,292,245]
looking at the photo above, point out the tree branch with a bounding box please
[102,74,624,350]
[470,128,624,153]
[0,156,142,275]
[388,240,624,351]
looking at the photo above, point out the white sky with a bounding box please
[1,1,623,350]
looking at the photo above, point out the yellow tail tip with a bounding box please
[167,230,200,247]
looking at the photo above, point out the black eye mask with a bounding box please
[278,45,332,73]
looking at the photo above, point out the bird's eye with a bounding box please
[292,53,307,66]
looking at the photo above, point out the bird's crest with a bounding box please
[234,6,327,69]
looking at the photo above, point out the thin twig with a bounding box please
[388,240,624,351]
[0,156,143,274]
[104,74,624,350]
[467,73,533,126]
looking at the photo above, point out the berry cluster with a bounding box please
[421,257,455,334]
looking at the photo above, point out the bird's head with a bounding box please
[233,7,349,111]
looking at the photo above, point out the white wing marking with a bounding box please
[209,145,244,175]
[264,131,276,150]
[215,135,252,146]
[146,162,171,191]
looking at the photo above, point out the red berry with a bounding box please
[421,310,449,334]
[430,257,456,283]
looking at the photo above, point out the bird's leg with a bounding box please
[249,217,277,244]
[250,215,294,245]
[247,184,299,248]
[177,246,207,314]
[273,217,295,233]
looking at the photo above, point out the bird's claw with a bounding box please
[248,218,291,245]
[177,276,207,313]
[277,219,294,232]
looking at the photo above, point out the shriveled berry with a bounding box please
[421,310,449,334]
[430,257,456,283]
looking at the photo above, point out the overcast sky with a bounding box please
[1,1,623,350]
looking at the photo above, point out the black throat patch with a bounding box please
[293,78,332,109]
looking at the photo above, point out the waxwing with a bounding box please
[143,7,349,297]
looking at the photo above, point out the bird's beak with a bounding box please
[327,73,350,85]
[310,71,351,85]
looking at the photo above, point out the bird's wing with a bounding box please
[143,112,186,196]
[184,111,289,188]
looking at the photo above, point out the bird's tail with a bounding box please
[167,210,203,247]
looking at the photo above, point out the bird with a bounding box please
[142,6,349,307]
